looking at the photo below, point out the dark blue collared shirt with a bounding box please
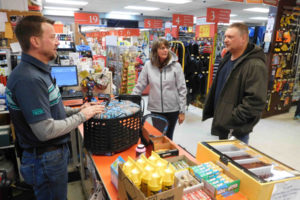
[6,53,68,149]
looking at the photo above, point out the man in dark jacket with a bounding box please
[202,23,268,144]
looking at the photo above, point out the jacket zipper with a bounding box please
[160,70,164,112]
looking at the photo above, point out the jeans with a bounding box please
[20,144,69,200]
[151,111,179,140]
[235,134,250,144]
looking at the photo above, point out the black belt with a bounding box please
[25,144,65,156]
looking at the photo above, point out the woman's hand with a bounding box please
[178,113,185,124]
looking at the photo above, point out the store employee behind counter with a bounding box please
[5,16,104,200]
[202,22,268,144]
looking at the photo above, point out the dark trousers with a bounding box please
[151,111,179,140]
[295,100,300,116]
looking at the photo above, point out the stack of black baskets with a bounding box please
[84,95,143,155]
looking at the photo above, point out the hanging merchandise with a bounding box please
[263,3,300,118]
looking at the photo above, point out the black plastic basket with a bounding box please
[84,110,141,155]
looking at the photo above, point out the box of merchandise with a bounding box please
[202,168,240,200]
[147,136,179,158]
[118,163,184,200]
[195,140,300,200]
[165,155,199,171]
[110,156,125,190]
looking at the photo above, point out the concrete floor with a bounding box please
[67,97,300,199]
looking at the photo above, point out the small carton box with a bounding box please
[118,163,184,200]
[203,169,240,200]
[110,156,125,190]
[150,136,179,158]
[165,155,199,171]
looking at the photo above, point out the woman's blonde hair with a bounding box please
[150,38,171,68]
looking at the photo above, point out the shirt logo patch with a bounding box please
[32,108,45,116]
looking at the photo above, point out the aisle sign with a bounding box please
[117,29,140,37]
[172,14,194,27]
[144,19,163,29]
[271,180,300,200]
[199,25,211,37]
[246,0,263,3]
[74,12,99,25]
[206,8,231,23]
[263,0,278,6]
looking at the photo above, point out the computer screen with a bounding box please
[50,65,78,87]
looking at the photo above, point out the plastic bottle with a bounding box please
[141,164,154,196]
[162,167,175,191]
[136,154,147,169]
[129,167,142,189]
[148,171,162,197]
[122,157,134,177]
[136,144,146,159]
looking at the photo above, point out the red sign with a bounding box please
[144,19,163,29]
[172,14,194,27]
[206,8,231,23]
[246,0,263,3]
[74,12,99,25]
[86,32,108,38]
[54,24,63,33]
[263,0,278,6]
[117,29,140,37]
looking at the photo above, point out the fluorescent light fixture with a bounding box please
[230,19,244,23]
[43,6,79,11]
[45,0,88,6]
[140,28,151,31]
[43,9,74,16]
[115,27,125,30]
[125,5,159,11]
[109,11,140,15]
[249,17,268,20]
[146,0,192,4]
[243,7,269,13]
[230,14,237,17]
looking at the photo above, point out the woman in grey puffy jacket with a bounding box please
[132,38,187,140]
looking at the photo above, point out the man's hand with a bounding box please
[80,102,101,110]
[80,105,105,120]
[178,113,185,124]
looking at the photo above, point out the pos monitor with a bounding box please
[50,65,78,88]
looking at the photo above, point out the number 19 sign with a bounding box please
[74,12,99,25]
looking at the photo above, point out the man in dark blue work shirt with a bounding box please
[6,16,104,200]
[203,23,268,144]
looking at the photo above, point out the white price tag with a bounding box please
[271,179,300,200]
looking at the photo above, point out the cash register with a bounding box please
[50,65,83,100]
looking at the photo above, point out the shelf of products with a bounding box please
[263,3,300,117]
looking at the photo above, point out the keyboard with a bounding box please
[61,91,84,100]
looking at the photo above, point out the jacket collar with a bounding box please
[21,53,51,73]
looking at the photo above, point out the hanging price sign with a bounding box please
[74,12,99,25]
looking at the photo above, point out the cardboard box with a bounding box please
[165,155,198,171]
[151,136,179,158]
[118,163,184,200]
[196,140,300,200]
[202,169,240,200]
[110,156,125,190]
